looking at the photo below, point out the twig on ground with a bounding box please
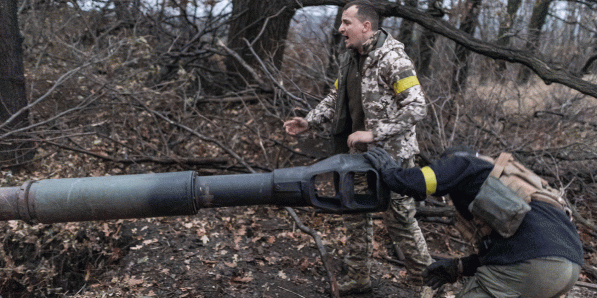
[575,281,597,290]
[285,207,339,298]
[566,198,597,237]
[277,285,306,298]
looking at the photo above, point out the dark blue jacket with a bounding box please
[381,154,583,267]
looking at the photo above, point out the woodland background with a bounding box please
[0,0,597,297]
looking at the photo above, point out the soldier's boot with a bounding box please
[337,259,372,296]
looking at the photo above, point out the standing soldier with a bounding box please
[283,1,432,296]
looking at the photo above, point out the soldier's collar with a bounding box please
[360,30,382,55]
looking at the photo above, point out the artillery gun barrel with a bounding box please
[0,154,390,224]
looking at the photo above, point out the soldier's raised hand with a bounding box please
[283,117,309,135]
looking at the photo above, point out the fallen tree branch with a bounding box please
[197,95,261,103]
[415,205,457,218]
[533,110,597,129]
[41,140,228,166]
[582,264,597,281]
[127,94,257,172]
[285,207,339,298]
[568,200,597,237]
[575,281,597,291]
[465,114,508,147]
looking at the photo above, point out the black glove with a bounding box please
[460,254,481,276]
[363,147,402,173]
[422,258,460,290]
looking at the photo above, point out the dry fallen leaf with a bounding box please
[201,235,210,244]
[232,275,253,283]
[126,276,144,286]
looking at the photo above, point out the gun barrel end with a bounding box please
[0,185,24,221]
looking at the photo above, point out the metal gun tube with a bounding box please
[0,171,198,224]
[0,154,390,224]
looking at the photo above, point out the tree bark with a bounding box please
[417,0,444,77]
[324,5,344,92]
[0,0,34,166]
[581,32,597,75]
[226,0,297,85]
[518,0,553,84]
[451,0,482,93]
[495,0,523,74]
[397,0,417,58]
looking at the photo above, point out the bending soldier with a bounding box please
[364,147,583,298]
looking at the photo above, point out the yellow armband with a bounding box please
[420,166,437,195]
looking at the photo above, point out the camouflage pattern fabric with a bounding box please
[342,212,373,283]
[384,195,433,285]
[342,157,432,287]
[385,157,433,285]
[306,29,427,160]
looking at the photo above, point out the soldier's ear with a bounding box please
[362,21,371,32]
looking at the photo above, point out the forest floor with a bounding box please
[1,121,597,298]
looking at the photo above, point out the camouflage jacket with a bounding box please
[306,29,427,159]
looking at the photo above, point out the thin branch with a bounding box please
[0,88,105,141]
[250,6,288,47]
[0,63,91,133]
[215,40,268,89]
[568,198,597,236]
[40,139,227,167]
[242,38,312,109]
[285,207,339,298]
[129,94,257,173]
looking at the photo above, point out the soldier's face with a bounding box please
[338,6,369,52]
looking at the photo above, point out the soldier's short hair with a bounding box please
[343,0,379,31]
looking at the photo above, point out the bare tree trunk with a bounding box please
[325,6,344,92]
[451,0,482,93]
[581,32,597,75]
[113,0,141,23]
[417,0,444,77]
[495,0,523,75]
[226,0,297,86]
[397,0,417,58]
[0,0,34,166]
[518,0,553,84]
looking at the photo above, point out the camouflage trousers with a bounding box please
[342,157,432,285]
